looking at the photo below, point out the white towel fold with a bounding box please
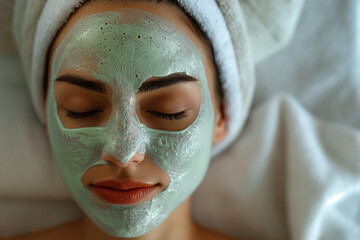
[192,94,360,240]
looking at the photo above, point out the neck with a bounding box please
[82,198,197,240]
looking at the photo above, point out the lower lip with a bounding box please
[92,185,156,205]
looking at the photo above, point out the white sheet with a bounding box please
[193,95,360,240]
[254,0,360,129]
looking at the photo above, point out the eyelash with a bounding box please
[147,111,188,121]
[65,110,188,121]
[65,110,103,119]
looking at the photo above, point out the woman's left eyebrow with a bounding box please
[55,74,107,94]
[138,72,198,93]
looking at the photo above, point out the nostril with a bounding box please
[101,149,113,162]
[101,149,145,167]
[131,152,146,163]
[101,150,119,165]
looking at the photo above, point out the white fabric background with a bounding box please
[254,0,360,129]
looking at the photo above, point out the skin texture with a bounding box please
[5,2,236,240]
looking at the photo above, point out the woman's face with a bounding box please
[46,1,226,238]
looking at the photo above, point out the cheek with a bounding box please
[148,130,202,174]
[144,99,213,186]
[142,108,213,208]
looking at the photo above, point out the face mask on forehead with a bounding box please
[47,9,214,237]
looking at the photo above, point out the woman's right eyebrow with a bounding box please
[55,74,107,94]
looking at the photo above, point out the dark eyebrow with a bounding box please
[55,74,107,94]
[138,73,198,93]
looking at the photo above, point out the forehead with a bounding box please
[52,10,206,91]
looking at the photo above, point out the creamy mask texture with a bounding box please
[47,10,214,237]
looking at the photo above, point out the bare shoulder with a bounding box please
[194,223,239,240]
[3,219,83,240]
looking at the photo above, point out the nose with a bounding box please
[102,149,145,167]
[103,104,148,164]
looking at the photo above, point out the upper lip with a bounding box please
[92,179,155,191]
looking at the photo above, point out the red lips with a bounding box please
[91,180,156,205]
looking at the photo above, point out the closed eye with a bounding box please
[146,111,188,121]
[65,110,103,119]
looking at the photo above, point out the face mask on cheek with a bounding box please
[46,10,214,238]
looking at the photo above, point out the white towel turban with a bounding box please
[12,0,304,156]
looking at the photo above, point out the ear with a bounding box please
[212,103,227,145]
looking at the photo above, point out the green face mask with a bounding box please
[47,10,214,237]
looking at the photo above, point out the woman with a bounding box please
[7,0,244,239]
